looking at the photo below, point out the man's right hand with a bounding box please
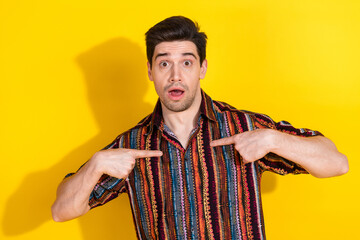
[91,148,163,179]
[51,148,162,222]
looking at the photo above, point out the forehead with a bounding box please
[153,41,198,58]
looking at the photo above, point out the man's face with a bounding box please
[147,41,207,113]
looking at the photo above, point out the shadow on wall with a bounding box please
[2,37,277,239]
[2,37,151,239]
[75,37,152,239]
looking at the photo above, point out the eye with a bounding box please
[160,61,169,67]
[184,60,192,67]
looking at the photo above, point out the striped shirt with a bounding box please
[80,90,322,239]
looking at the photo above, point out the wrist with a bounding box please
[87,152,105,177]
[266,129,282,153]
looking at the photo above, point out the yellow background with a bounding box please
[1,0,359,239]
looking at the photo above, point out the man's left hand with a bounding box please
[210,129,277,163]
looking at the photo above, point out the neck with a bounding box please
[161,89,202,148]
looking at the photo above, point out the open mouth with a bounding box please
[167,88,185,100]
[169,89,184,96]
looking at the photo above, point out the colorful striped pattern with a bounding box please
[83,90,322,239]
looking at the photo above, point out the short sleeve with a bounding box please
[64,135,127,209]
[252,113,323,175]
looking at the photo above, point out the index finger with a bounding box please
[210,136,236,147]
[130,149,163,159]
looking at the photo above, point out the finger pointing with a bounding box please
[130,149,163,159]
[210,136,236,147]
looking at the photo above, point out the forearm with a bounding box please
[270,131,349,178]
[51,158,102,222]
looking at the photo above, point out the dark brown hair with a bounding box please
[145,16,207,67]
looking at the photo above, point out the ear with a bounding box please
[147,62,153,81]
[199,59,208,79]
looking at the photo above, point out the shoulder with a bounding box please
[210,97,321,136]
[212,99,276,128]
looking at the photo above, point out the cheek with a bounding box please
[181,66,192,73]
[186,72,201,83]
[152,78,165,93]
[153,69,170,80]
[152,82,163,97]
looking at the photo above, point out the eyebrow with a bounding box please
[183,52,197,59]
[154,52,198,61]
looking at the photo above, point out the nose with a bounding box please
[170,64,181,82]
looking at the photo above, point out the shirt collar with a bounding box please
[148,89,217,134]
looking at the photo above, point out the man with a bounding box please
[52,16,348,239]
